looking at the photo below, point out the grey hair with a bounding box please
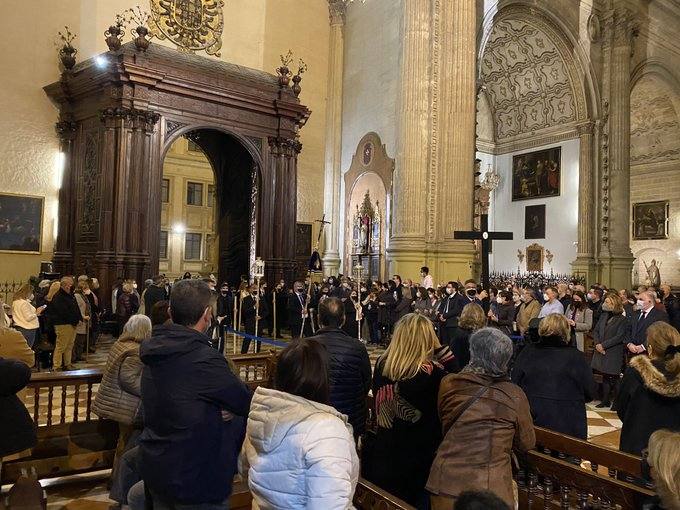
[121,314,152,342]
[468,327,514,377]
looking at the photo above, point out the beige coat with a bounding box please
[0,327,35,366]
[516,299,541,334]
[92,337,143,425]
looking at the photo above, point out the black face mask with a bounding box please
[466,289,476,297]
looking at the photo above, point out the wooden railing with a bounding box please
[516,427,654,509]
[5,353,656,509]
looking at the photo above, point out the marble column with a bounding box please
[386,0,432,276]
[571,121,597,282]
[600,8,636,288]
[434,0,477,276]
[321,0,346,276]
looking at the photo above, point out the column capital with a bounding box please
[576,121,594,136]
[610,7,639,47]
[328,0,347,26]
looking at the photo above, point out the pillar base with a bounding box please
[570,255,599,287]
[321,252,341,277]
[598,253,635,290]
[386,239,476,284]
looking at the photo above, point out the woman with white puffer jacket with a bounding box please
[239,338,359,509]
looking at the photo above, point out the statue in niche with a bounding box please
[352,191,381,255]
[643,259,662,288]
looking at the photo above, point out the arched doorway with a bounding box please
[159,129,259,285]
[45,42,309,305]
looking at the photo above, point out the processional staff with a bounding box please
[353,261,364,342]
[252,258,266,354]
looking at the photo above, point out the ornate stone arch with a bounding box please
[477,3,597,148]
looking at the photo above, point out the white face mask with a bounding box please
[513,294,521,303]
[543,293,550,301]
[28,294,34,301]
[446,288,454,295]
[84,289,91,295]
[636,299,646,309]
[496,296,503,304]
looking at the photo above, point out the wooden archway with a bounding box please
[44,42,309,305]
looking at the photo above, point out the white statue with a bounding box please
[643,259,662,288]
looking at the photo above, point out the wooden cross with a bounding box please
[454,213,513,289]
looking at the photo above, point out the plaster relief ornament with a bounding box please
[150,0,224,56]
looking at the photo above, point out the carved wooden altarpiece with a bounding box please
[44,42,309,305]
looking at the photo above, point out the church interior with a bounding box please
[1,0,680,509]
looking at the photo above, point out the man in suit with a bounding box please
[628,290,668,355]
[288,281,312,338]
[459,279,483,310]
[438,281,462,344]
[241,284,269,353]
[660,284,680,332]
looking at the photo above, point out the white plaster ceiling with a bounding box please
[481,18,576,141]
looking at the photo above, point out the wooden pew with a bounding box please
[7,353,655,509]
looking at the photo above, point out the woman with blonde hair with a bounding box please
[615,322,680,456]
[512,313,595,439]
[450,303,486,368]
[645,429,680,510]
[366,313,457,507]
[93,314,152,508]
[12,284,46,348]
[591,292,630,408]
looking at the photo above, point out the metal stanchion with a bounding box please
[253,258,265,354]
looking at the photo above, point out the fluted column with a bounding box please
[321,0,346,276]
[600,8,636,288]
[571,121,597,281]
[386,0,433,277]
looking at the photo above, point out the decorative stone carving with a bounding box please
[165,120,186,140]
[100,107,161,133]
[328,0,347,26]
[150,0,224,56]
[268,136,302,156]
[631,75,680,165]
[587,13,601,42]
[480,8,586,141]
[55,120,78,141]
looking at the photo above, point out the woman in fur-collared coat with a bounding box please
[615,322,680,456]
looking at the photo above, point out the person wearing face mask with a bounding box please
[628,291,668,357]
[564,291,593,352]
[516,288,541,336]
[413,286,432,318]
[488,290,515,337]
[288,281,312,338]
[11,283,45,349]
[557,283,572,311]
[538,286,564,318]
[462,280,482,307]
[144,275,169,321]
[511,290,522,317]
[660,284,680,331]
[591,292,631,408]
[138,279,252,509]
[342,289,360,338]
[587,287,604,329]
[240,284,268,354]
[438,281,462,344]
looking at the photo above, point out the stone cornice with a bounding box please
[477,125,579,155]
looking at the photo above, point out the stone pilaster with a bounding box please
[386,0,432,277]
[321,0,346,276]
[571,121,598,282]
[599,8,636,288]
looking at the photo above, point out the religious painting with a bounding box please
[0,193,43,253]
[295,223,312,257]
[524,204,546,239]
[632,200,669,240]
[362,142,374,166]
[512,147,561,201]
[526,243,544,272]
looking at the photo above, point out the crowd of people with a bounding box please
[1,270,680,509]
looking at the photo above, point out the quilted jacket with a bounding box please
[240,386,359,510]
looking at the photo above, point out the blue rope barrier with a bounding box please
[223,328,289,348]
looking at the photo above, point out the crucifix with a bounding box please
[454,213,513,289]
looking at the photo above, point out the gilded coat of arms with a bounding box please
[150,0,224,56]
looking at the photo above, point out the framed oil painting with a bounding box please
[0,193,43,253]
[525,204,546,239]
[295,223,312,258]
[512,147,561,201]
[526,243,544,272]
[633,200,669,240]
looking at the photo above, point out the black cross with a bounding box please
[454,214,513,289]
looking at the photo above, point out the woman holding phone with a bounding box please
[12,283,46,349]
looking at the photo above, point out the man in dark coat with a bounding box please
[438,281,462,344]
[144,275,168,318]
[288,281,312,338]
[240,284,269,354]
[308,297,371,439]
[49,276,83,370]
[0,358,37,459]
[628,291,668,355]
[660,284,680,332]
[138,279,252,508]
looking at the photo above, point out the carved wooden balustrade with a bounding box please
[516,427,654,509]
[228,351,278,390]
